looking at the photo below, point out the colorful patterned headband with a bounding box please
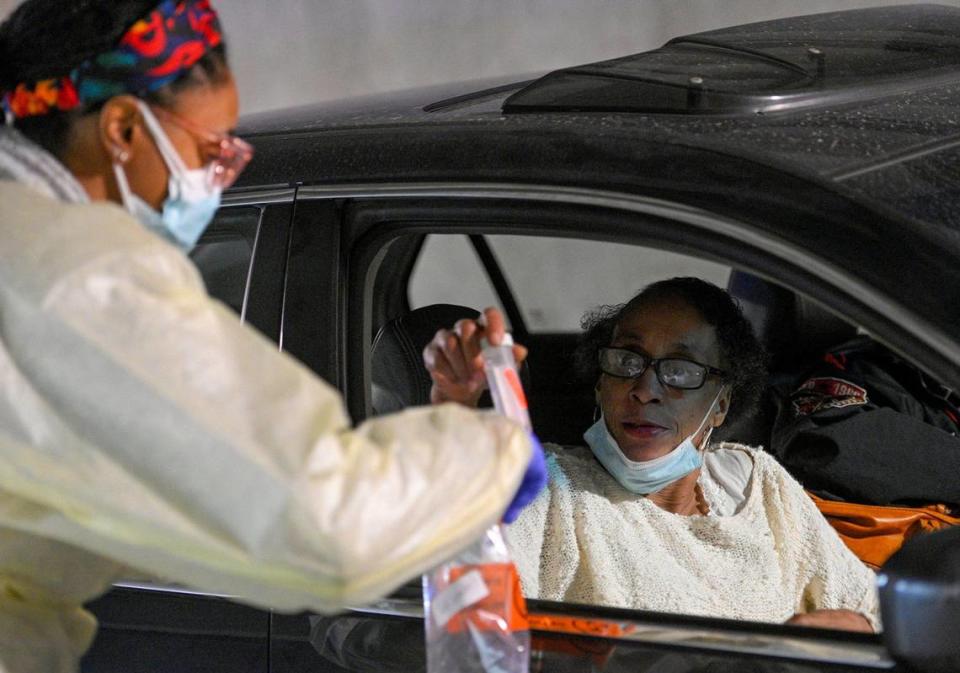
[1,0,223,123]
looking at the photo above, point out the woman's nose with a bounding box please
[629,366,663,403]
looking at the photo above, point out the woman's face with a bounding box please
[124,72,239,210]
[596,297,730,462]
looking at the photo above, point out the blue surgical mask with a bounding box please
[584,389,723,495]
[112,101,221,252]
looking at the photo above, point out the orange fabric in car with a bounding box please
[808,492,960,570]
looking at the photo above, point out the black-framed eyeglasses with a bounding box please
[599,347,727,390]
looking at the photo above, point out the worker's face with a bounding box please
[122,73,240,210]
[596,298,730,462]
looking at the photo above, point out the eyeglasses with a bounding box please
[598,347,727,390]
[150,105,254,189]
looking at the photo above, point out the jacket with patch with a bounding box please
[770,336,960,507]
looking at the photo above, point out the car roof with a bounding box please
[238,4,960,182]
[236,5,960,222]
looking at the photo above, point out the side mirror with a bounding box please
[878,526,960,673]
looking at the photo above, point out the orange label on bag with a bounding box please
[442,563,529,633]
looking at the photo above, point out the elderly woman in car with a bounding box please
[424,277,879,633]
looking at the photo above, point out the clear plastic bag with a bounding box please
[423,331,532,673]
[423,524,530,673]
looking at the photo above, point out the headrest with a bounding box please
[727,271,795,368]
[727,271,856,369]
[791,294,858,362]
[371,304,481,415]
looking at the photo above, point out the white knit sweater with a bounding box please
[505,442,880,629]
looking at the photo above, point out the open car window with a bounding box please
[409,233,730,332]
[485,234,730,332]
[355,221,907,657]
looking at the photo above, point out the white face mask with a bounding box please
[112,101,221,252]
[584,388,724,495]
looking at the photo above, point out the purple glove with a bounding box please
[502,433,547,524]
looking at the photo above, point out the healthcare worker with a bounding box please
[0,2,545,671]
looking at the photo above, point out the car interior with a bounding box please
[188,219,868,503]
[363,233,860,455]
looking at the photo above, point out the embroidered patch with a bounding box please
[792,377,868,416]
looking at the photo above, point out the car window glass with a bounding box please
[189,206,261,317]
[487,235,730,332]
[409,234,505,316]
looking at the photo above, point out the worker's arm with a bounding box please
[0,197,531,612]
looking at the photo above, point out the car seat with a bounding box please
[728,273,960,568]
[727,271,857,370]
[370,304,482,415]
[370,303,536,418]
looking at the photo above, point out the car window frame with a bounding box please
[205,191,298,343]
[318,183,960,423]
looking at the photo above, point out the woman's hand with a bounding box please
[785,609,874,633]
[422,307,527,407]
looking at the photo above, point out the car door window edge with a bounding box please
[345,597,893,669]
[296,180,960,379]
[222,187,297,207]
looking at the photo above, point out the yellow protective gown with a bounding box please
[0,180,531,673]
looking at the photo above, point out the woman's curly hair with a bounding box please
[574,277,768,428]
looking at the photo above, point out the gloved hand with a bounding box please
[502,433,547,524]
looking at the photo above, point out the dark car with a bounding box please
[82,5,960,672]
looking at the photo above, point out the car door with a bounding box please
[81,196,295,673]
[268,185,906,673]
